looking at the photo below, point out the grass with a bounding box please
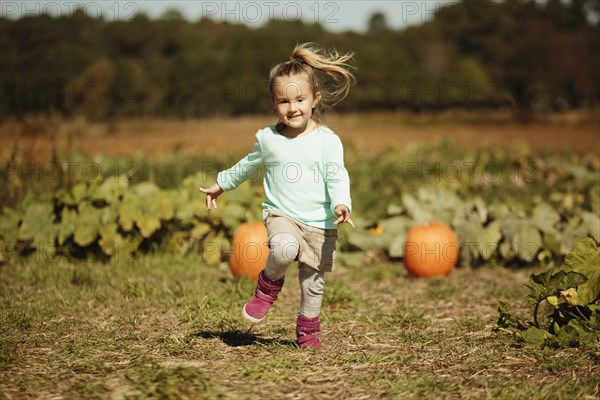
[1,254,598,399]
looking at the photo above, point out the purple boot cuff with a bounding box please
[296,314,323,349]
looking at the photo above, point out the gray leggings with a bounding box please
[263,233,324,318]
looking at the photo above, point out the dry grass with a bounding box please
[1,110,598,163]
[1,254,598,399]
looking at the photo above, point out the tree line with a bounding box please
[0,0,598,120]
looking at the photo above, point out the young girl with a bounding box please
[199,43,356,349]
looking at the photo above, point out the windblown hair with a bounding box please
[269,43,356,123]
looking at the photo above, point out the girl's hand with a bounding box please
[199,183,224,211]
[334,204,355,228]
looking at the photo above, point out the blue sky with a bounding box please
[3,1,457,32]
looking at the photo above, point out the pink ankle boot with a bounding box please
[296,314,323,349]
[242,271,285,323]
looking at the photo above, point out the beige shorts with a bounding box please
[265,209,338,272]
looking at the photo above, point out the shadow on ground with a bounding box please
[191,330,297,347]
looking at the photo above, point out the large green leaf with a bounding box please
[420,186,462,208]
[402,187,464,224]
[118,195,139,232]
[337,251,365,267]
[526,270,588,305]
[566,165,597,186]
[180,170,214,199]
[118,190,171,238]
[402,193,432,224]
[561,237,600,305]
[521,326,549,347]
[379,216,411,253]
[347,230,383,252]
[386,203,404,216]
[580,212,600,242]
[74,203,103,247]
[0,208,22,248]
[559,217,590,255]
[388,236,406,258]
[57,208,78,245]
[136,214,161,238]
[456,217,501,264]
[148,191,175,221]
[516,223,543,262]
[455,216,481,265]
[488,203,512,221]
[135,195,162,238]
[173,194,198,223]
[72,182,89,203]
[380,215,414,258]
[226,181,256,206]
[101,206,118,225]
[92,178,128,203]
[589,184,600,214]
[18,203,56,253]
[131,182,160,196]
[379,216,411,234]
[54,188,76,206]
[191,222,211,240]
[531,203,560,234]
[556,319,598,347]
[202,232,229,266]
[470,197,488,224]
[98,222,120,255]
[0,239,8,262]
[480,221,502,260]
[166,231,191,254]
[98,222,141,258]
[502,218,543,262]
[542,231,560,255]
[220,203,248,230]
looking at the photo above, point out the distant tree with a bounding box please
[66,58,115,119]
[160,9,185,21]
[368,12,388,35]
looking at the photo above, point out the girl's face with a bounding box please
[273,73,321,135]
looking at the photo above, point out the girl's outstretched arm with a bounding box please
[199,183,224,211]
[334,204,355,228]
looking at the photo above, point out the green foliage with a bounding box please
[496,237,600,348]
[0,172,262,262]
[348,182,598,267]
[562,237,600,305]
[344,143,599,267]
[18,203,56,254]
[2,142,599,269]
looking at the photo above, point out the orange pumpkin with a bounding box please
[229,222,270,280]
[404,222,459,277]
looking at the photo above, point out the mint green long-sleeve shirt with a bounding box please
[217,125,352,229]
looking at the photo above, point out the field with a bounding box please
[1,111,599,399]
[1,110,599,163]
[1,254,598,399]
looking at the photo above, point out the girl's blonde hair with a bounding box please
[269,43,356,123]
